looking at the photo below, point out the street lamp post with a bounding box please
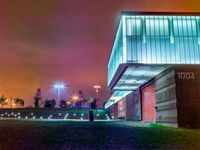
[93,85,101,116]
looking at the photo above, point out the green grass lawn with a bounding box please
[0,120,200,150]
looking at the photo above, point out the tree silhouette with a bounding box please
[44,99,56,108]
[14,98,25,108]
[87,97,96,109]
[87,97,94,103]
[91,99,96,109]
[0,95,8,108]
[59,99,67,108]
[20,99,25,107]
[34,97,40,108]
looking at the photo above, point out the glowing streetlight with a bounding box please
[53,82,65,102]
[93,85,101,115]
[72,94,79,101]
[66,101,71,105]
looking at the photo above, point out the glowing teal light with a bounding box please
[122,15,127,63]
[108,14,200,87]
[105,91,131,109]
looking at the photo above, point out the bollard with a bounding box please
[88,110,94,122]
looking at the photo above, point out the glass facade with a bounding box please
[108,13,200,85]
[105,91,131,109]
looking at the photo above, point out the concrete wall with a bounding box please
[126,89,141,120]
[175,66,200,128]
[155,69,178,127]
[106,89,141,121]
[107,103,118,119]
[155,65,200,128]
[118,98,126,119]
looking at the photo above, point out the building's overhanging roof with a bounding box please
[106,63,168,109]
[105,91,131,109]
[108,63,169,91]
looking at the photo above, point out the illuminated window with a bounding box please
[173,19,197,37]
[146,19,169,36]
[126,18,142,36]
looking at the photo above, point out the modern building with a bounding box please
[105,12,200,128]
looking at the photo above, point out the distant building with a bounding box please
[106,12,200,128]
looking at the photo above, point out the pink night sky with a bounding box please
[0,0,199,106]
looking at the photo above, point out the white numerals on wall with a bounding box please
[177,72,195,80]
